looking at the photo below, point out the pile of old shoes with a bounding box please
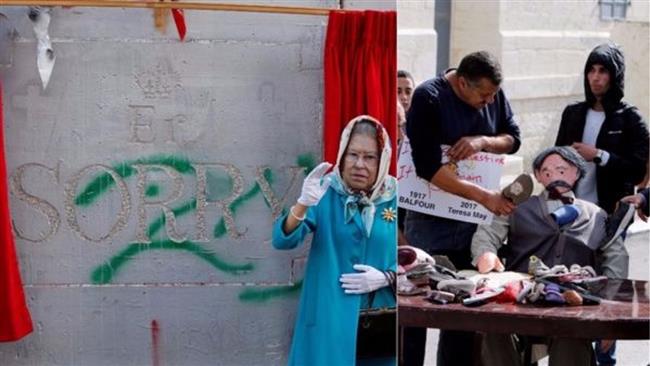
[563,290,584,306]
[516,280,538,303]
[397,263,433,295]
[493,280,522,303]
[397,274,426,296]
[461,279,522,305]
[515,280,586,306]
[398,261,458,296]
[398,246,438,295]
[426,290,456,304]
[402,262,467,288]
[398,245,436,273]
[559,264,602,284]
[517,256,603,306]
[527,255,569,278]
[398,254,479,302]
[528,256,603,284]
[404,263,435,285]
[436,278,476,299]
[543,283,565,304]
[519,281,545,303]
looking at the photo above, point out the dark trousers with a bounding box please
[400,328,477,366]
[400,327,426,366]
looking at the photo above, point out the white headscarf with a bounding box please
[327,115,396,237]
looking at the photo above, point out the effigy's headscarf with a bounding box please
[326,115,396,237]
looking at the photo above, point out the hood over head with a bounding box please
[584,43,625,111]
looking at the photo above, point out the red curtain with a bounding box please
[324,10,397,175]
[0,83,33,342]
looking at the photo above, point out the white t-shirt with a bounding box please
[575,108,606,204]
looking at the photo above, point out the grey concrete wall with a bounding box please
[397,0,436,85]
[0,2,362,365]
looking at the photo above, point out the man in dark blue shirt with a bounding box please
[402,51,522,366]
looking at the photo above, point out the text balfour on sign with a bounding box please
[397,138,504,225]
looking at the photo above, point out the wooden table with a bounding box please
[399,279,650,339]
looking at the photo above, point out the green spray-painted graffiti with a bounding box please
[145,184,160,197]
[88,168,269,283]
[81,153,315,302]
[75,155,194,206]
[91,239,254,284]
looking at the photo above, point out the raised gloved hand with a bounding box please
[339,264,389,294]
[297,162,333,206]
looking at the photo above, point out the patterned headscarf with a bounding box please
[327,115,396,237]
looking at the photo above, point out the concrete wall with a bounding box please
[397,0,436,85]
[611,17,650,122]
[343,0,396,10]
[0,2,379,364]
[449,0,501,69]
[450,0,649,170]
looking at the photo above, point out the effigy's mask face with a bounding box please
[341,133,379,193]
[534,153,579,194]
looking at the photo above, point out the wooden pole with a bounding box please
[0,1,334,16]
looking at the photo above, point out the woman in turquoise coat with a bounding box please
[273,115,397,366]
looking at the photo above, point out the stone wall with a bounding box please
[398,0,436,84]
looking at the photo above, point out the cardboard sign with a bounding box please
[397,138,504,225]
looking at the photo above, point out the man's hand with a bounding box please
[571,142,598,162]
[476,252,505,273]
[447,136,486,161]
[481,191,515,216]
[622,193,648,222]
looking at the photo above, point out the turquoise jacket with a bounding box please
[273,188,397,366]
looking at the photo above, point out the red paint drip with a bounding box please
[151,320,160,366]
[171,9,187,41]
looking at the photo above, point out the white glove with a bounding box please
[339,264,389,294]
[297,162,332,206]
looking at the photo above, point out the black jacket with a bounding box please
[555,44,649,213]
